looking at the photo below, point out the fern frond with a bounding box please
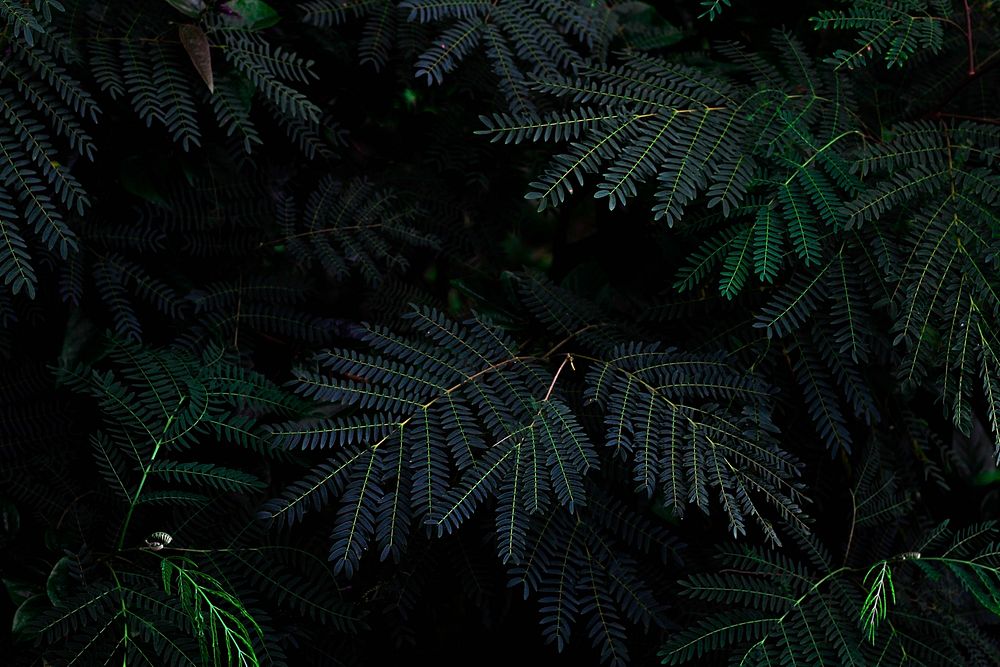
[161,557,264,667]
[812,0,951,70]
[413,16,483,85]
[218,28,321,122]
[275,177,437,286]
[754,256,833,338]
[0,187,38,298]
[587,341,799,539]
[0,95,89,214]
[8,36,101,122]
[0,0,46,46]
[210,74,263,153]
[793,334,853,456]
[404,0,607,114]
[147,461,265,494]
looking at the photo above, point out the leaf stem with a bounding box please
[543,354,574,401]
[964,0,976,76]
[783,130,863,186]
[116,398,185,551]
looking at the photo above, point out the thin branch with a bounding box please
[964,0,976,76]
[844,489,857,565]
[932,111,1000,125]
[543,354,575,401]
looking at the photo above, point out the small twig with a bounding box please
[258,222,387,247]
[932,111,1000,125]
[963,0,976,76]
[542,323,598,358]
[543,354,575,401]
[232,273,243,351]
[844,489,857,565]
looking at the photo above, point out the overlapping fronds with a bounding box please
[812,0,956,70]
[663,486,1000,665]
[480,32,862,300]
[82,0,324,154]
[398,0,631,116]
[854,120,1000,462]
[0,1,95,299]
[275,176,439,286]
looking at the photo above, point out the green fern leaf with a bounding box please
[752,204,783,283]
[0,188,37,298]
[719,226,752,299]
[0,0,45,46]
[147,461,266,493]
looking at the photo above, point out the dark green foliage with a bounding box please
[3,1,1000,666]
[279,176,438,285]
[812,0,953,69]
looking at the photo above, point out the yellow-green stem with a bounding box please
[116,400,184,551]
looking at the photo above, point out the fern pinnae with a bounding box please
[652,108,717,226]
[779,180,821,266]
[0,198,37,298]
[946,286,975,432]
[527,113,646,211]
[752,204,783,282]
[813,325,878,425]
[146,461,265,494]
[432,434,518,536]
[673,226,742,292]
[581,549,630,667]
[829,253,869,363]
[708,153,756,218]
[497,438,525,564]
[0,94,89,213]
[897,235,961,389]
[258,449,367,526]
[329,447,382,577]
[890,196,954,313]
[754,255,834,338]
[495,4,568,77]
[540,516,581,652]
[211,75,262,153]
[160,558,264,667]
[793,334,853,456]
[978,326,1000,463]
[477,108,632,144]
[10,38,101,123]
[848,165,951,229]
[218,29,321,123]
[374,425,410,562]
[414,17,483,85]
[596,111,676,210]
[718,226,752,299]
[484,22,535,119]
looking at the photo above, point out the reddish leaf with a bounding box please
[178,23,214,93]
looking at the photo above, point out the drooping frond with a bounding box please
[0,1,95,299]
[853,121,1000,461]
[401,0,622,115]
